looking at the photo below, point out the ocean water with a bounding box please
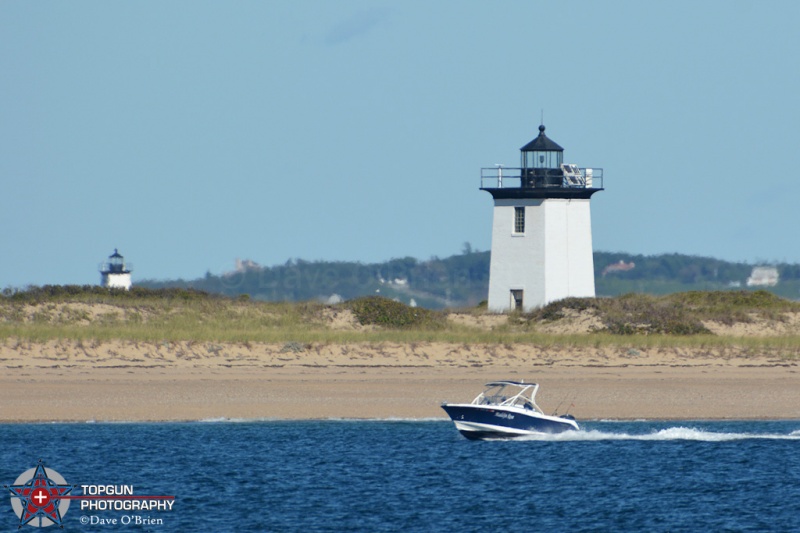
[2,420,800,532]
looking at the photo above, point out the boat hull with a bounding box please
[442,404,578,440]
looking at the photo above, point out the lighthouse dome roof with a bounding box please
[520,124,564,152]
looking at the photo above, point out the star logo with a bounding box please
[5,460,74,529]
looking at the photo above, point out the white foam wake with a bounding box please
[517,426,800,442]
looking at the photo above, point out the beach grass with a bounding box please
[3,287,800,354]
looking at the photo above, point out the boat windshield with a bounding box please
[473,383,542,412]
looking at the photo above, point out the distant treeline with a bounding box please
[136,251,800,308]
[141,253,488,309]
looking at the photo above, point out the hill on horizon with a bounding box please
[137,251,800,309]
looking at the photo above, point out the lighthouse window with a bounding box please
[526,151,563,169]
[514,207,525,234]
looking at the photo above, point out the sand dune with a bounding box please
[2,339,798,422]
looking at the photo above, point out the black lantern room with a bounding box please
[521,124,564,169]
[104,249,130,274]
[520,124,566,188]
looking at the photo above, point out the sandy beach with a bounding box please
[2,340,799,422]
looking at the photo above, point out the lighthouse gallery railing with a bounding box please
[480,167,603,190]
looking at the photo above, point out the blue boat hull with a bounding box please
[442,404,577,440]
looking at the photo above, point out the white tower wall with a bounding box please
[101,272,132,290]
[487,198,595,312]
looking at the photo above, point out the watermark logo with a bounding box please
[5,461,175,528]
[4,460,74,528]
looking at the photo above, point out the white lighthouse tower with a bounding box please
[100,249,133,290]
[482,124,603,312]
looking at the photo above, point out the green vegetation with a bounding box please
[344,296,446,329]
[3,288,800,354]
[529,291,800,336]
[2,285,212,303]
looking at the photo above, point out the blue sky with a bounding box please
[2,1,799,287]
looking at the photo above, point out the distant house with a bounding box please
[746,266,779,287]
[602,260,636,277]
[233,258,261,273]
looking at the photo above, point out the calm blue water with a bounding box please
[2,420,800,532]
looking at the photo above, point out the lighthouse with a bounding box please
[100,249,133,290]
[481,124,603,312]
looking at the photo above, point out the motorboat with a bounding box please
[441,381,579,440]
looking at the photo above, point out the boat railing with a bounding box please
[506,394,542,412]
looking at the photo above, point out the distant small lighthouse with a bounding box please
[100,249,132,290]
[481,124,604,312]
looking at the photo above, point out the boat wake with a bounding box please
[516,426,800,442]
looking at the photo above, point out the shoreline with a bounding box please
[2,340,800,422]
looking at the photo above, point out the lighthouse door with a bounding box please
[510,290,523,310]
